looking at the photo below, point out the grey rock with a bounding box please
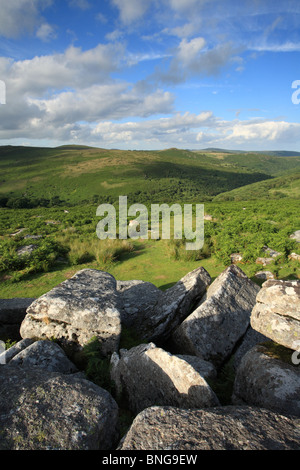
[233,327,271,370]
[0,365,119,450]
[174,354,217,380]
[232,344,300,417]
[117,267,211,343]
[0,298,35,341]
[116,280,161,331]
[9,340,78,374]
[111,343,219,415]
[20,269,122,356]
[255,271,275,281]
[0,338,34,364]
[172,265,260,367]
[251,279,300,351]
[16,245,38,257]
[118,405,300,450]
[290,230,300,243]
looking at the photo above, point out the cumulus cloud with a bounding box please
[0,0,52,39]
[111,0,152,24]
[36,23,57,42]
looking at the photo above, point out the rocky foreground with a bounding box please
[0,265,299,450]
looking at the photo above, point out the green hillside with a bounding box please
[213,172,300,201]
[2,145,298,207]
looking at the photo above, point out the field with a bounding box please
[0,145,299,300]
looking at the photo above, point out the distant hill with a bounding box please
[199,148,300,157]
[213,172,300,201]
[0,145,300,206]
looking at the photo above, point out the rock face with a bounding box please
[8,340,78,374]
[118,405,300,450]
[0,365,119,450]
[0,298,35,341]
[172,265,260,367]
[232,344,300,417]
[20,270,122,356]
[233,327,270,370]
[251,279,300,351]
[117,267,211,343]
[110,343,219,415]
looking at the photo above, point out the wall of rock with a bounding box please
[0,266,299,450]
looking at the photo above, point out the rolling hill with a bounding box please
[1,145,300,207]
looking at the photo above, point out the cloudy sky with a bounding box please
[0,0,300,150]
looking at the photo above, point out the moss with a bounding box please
[259,341,299,366]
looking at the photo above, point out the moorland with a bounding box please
[0,145,299,299]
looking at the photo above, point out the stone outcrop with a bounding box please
[110,343,219,414]
[172,265,260,367]
[232,344,300,417]
[20,269,122,356]
[7,340,78,374]
[0,365,119,450]
[250,279,300,351]
[0,298,35,341]
[118,405,299,450]
[1,264,300,451]
[117,267,211,343]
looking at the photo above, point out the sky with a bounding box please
[0,0,300,151]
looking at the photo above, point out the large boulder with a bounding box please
[116,280,161,332]
[233,327,270,370]
[8,340,78,374]
[172,265,260,367]
[232,344,300,417]
[20,270,122,357]
[117,267,211,343]
[118,405,299,450]
[0,365,119,450]
[0,298,35,341]
[110,343,219,415]
[250,279,300,351]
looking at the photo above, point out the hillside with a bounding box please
[213,172,300,201]
[1,145,300,207]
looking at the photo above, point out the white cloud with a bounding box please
[36,23,57,42]
[0,0,52,39]
[111,0,152,24]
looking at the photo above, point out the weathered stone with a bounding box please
[0,338,34,364]
[255,257,274,266]
[174,355,217,381]
[9,340,78,374]
[16,245,38,257]
[118,405,300,450]
[20,269,122,356]
[232,344,300,417]
[233,327,270,370]
[262,246,282,258]
[116,280,161,331]
[147,267,211,343]
[0,298,35,341]
[250,279,300,351]
[289,253,300,261]
[110,343,219,415]
[172,265,260,367]
[0,365,119,450]
[117,267,211,343]
[255,271,275,281]
[230,253,243,264]
[290,230,300,243]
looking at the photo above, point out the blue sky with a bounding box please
[0,0,300,150]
